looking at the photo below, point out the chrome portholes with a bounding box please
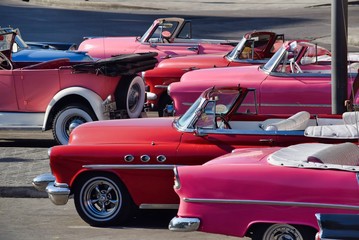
[157,155,166,163]
[124,155,134,162]
[140,155,151,162]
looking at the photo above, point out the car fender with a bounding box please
[42,86,105,130]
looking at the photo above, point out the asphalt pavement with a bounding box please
[1,0,359,199]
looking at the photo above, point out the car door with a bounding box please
[259,72,332,114]
[0,69,18,111]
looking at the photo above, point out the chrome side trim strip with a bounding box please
[83,164,176,170]
[241,103,331,108]
[183,198,359,210]
[139,204,179,209]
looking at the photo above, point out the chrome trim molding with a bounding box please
[156,155,166,162]
[141,155,150,162]
[83,164,176,170]
[124,154,134,162]
[183,198,359,210]
[169,217,200,232]
[139,204,179,209]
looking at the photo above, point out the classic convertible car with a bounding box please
[169,41,359,115]
[77,17,235,60]
[169,142,359,240]
[0,28,157,144]
[315,213,359,240]
[143,31,284,116]
[1,27,92,67]
[33,86,354,227]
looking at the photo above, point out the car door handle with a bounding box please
[259,139,274,143]
[187,47,199,51]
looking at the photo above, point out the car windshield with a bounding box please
[176,96,204,129]
[0,32,13,52]
[226,37,247,59]
[141,20,179,43]
[260,46,287,72]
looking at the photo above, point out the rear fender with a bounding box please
[42,87,105,130]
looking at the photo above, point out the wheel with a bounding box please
[157,94,172,117]
[252,223,316,240]
[52,104,96,145]
[74,173,134,227]
[116,76,145,118]
[0,52,13,70]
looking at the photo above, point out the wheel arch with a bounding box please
[42,87,105,131]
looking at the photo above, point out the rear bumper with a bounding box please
[168,217,200,232]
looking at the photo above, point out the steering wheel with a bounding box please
[0,52,13,70]
[217,114,231,129]
[289,59,302,73]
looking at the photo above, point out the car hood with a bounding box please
[12,49,93,62]
[158,53,229,68]
[203,147,279,166]
[69,117,181,145]
[180,64,260,83]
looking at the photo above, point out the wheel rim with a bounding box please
[263,224,303,240]
[128,82,142,113]
[61,115,86,141]
[81,177,122,221]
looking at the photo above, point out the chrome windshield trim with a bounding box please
[83,164,176,170]
[183,198,359,210]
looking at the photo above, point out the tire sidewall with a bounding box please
[73,173,132,227]
[125,76,145,118]
[53,106,94,145]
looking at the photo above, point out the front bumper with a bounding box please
[168,217,200,232]
[32,173,70,205]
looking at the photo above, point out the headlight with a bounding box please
[173,166,181,189]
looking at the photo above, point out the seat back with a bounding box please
[264,111,310,131]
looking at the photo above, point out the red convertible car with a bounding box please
[78,17,235,60]
[169,41,359,115]
[169,142,359,240]
[0,28,157,144]
[32,86,353,227]
[143,31,285,116]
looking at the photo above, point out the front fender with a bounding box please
[42,87,106,130]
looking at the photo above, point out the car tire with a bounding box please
[116,75,145,118]
[252,223,316,240]
[52,104,96,145]
[74,173,134,227]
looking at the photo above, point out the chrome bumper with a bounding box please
[32,173,70,205]
[168,217,200,232]
[146,91,157,101]
[32,173,55,192]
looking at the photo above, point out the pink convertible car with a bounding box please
[0,29,157,144]
[169,41,359,115]
[78,17,235,60]
[169,142,359,240]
